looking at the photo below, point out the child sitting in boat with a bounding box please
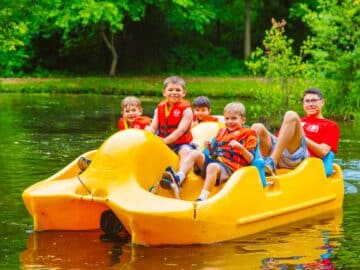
[160,102,258,201]
[78,96,151,172]
[117,96,152,130]
[147,76,195,195]
[192,96,219,126]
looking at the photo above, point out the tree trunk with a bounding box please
[215,19,221,46]
[244,0,251,59]
[101,30,118,77]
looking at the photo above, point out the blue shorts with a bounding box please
[169,143,197,154]
[270,134,309,169]
[194,154,233,186]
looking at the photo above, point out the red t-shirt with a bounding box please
[301,116,340,157]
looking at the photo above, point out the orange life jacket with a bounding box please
[211,127,257,171]
[157,100,193,145]
[118,116,152,131]
[193,114,219,124]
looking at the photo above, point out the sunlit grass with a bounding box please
[0,76,273,98]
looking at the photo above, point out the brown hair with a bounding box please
[121,96,142,110]
[163,75,186,89]
[223,102,245,116]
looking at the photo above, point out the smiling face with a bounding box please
[223,111,245,132]
[302,93,324,118]
[122,105,142,124]
[162,83,186,105]
[194,106,211,121]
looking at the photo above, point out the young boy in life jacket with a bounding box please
[117,96,152,130]
[78,96,151,172]
[147,76,195,195]
[161,102,258,201]
[192,96,219,126]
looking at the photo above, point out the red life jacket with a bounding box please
[212,127,257,171]
[118,116,152,131]
[193,114,219,124]
[157,100,193,145]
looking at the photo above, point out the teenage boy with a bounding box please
[251,88,340,174]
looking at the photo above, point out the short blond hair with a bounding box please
[163,75,186,89]
[223,102,245,116]
[121,96,142,110]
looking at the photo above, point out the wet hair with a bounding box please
[121,96,142,110]
[302,88,323,101]
[223,102,245,116]
[193,96,211,108]
[163,75,186,89]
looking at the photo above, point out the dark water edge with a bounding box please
[0,93,359,269]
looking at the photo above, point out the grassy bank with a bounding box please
[1,76,355,125]
[0,76,270,98]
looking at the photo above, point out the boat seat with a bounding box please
[251,158,267,187]
[251,137,267,187]
[322,151,335,177]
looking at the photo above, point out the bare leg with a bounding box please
[251,123,273,157]
[202,163,221,192]
[178,150,205,177]
[178,147,193,169]
[270,111,304,164]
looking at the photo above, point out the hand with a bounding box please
[204,140,211,150]
[228,139,241,149]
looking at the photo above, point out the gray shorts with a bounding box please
[270,135,309,169]
[194,154,232,186]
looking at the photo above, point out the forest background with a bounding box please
[0,0,359,124]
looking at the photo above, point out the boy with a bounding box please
[117,96,152,130]
[192,96,219,126]
[147,75,195,186]
[161,102,258,201]
[251,88,340,174]
[78,96,151,171]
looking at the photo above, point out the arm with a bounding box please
[228,139,254,164]
[305,137,331,158]
[162,107,193,145]
[146,109,158,134]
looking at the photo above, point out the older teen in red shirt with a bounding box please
[251,88,340,174]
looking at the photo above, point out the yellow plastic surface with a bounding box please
[22,122,344,245]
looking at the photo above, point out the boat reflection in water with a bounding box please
[21,211,343,270]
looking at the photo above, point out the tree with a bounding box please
[244,0,251,58]
[246,18,307,106]
[293,0,360,118]
[48,0,215,77]
[0,0,44,76]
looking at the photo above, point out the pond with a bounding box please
[0,93,359,269]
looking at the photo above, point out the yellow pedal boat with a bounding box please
[22,122,344,246]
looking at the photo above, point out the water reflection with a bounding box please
[21,212,343,270]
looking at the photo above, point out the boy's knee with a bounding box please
[188,149,202,160]
[206,163,220,173]
[283,111,300,122]
[251,123,265,133]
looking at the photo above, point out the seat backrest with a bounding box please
[251,139,267,187]
[322,151,335,177]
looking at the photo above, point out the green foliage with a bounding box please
[293,0,360,119]
[246,22,307,79]
[0,1,38,76]
[245,20,308,108]
[165,44,246,75]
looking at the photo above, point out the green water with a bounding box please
[0,93,359,269]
